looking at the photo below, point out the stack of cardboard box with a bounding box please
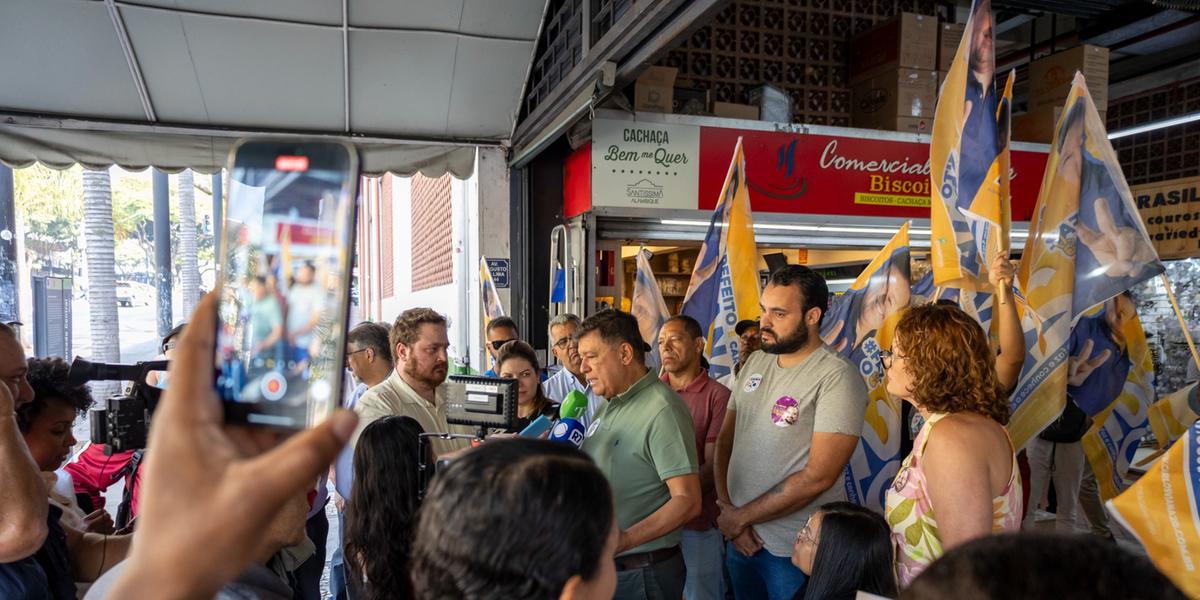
[849,13,939,133]
[936,23,965,90]
[1013,45,1110,143]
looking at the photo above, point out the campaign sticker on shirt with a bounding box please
[771,396,799,427]
[743,374,763,393]
[586,418,601,438]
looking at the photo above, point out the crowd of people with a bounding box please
[0,264,1188,600]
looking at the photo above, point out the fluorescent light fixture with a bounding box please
[1108,111,1200,140]
[826,278,857,285]
[660,219,1027,240]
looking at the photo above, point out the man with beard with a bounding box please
[351,308,469,457]
[713,266,868,600]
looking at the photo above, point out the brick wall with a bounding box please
[381,176,395,299]
[1109,77,1200,187]
[410,173,454,292]
[658,0,938,126]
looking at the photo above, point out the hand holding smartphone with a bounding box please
[214,140,360,430]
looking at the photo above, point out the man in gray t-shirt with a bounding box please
[714,266,868,600]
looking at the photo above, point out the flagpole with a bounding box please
[1160,273,1200,372]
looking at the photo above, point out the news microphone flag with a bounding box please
[1009,74,1164,450]
[1107,420,1200,597]
[1080,306,1155,500]
[820,223,911,511]
[631,248,672,370]
[930,0,1010,296]
[681,137,761,380]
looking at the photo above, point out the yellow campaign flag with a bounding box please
[1009,74,1164,450]
[1108,421,1200,597]
[820,223,911,510]
[1081,309,1155,500]
[930,0,1007,293]
[680,137,761,380]
[1148,383,1200,449]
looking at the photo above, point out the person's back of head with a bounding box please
[345,416,427,599]
[412,438,617,600]
[803,502,896,600]
[901,532,1186,600]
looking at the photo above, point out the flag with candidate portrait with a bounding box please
[1009,75,1164,449]
[631,248,672,370]
[681,138,761,380]
[1148,383,1200,449]
[1108,420,1200,598]
[1079,303,1155,500]
[822,224,912,511]
[930,0,1011,296]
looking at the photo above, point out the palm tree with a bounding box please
[82,168,121,400]
[177,169,200,315]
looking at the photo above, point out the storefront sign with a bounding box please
[1133,176,1200,260]
[698,127,1047,221]
[592,119,699,210]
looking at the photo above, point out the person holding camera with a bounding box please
[576,309,700,600]
[66,324,186,529]
[3,357,133,598]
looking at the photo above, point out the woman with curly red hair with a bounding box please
[881,302,1022,586]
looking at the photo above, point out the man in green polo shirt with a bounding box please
[577,309,700,600]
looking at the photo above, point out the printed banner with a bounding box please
[1132,176,1200,260]
[631,249,672,370]
[681,137,761,380]
[821,224,912,511]
[929,0,1009,292]
[1148,382,1200,449]
[1009,75,1165,449]
[1108,420,1200,597]
[1079,298,1155,500]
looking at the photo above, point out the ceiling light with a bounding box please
[1108,112,1200,140]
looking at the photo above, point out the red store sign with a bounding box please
[698,127,1047,221]
[566,119,1049,222]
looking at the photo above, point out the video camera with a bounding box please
[69,357,168,454]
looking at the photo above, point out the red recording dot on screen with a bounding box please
[275,155,309,172]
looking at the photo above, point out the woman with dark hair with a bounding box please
[882,303,1021,586]
[343,416,427,599]
[496,340,558,432]
[790,502,896,600]
[411,438,618,600]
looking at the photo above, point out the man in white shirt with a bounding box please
[351,308,470,457]
[541,313,604,428]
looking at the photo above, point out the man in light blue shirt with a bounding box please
[329,322,394,600]
[542,313,604,428]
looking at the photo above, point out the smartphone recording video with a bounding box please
[215,140,360,430]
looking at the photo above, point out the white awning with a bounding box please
[0,0,548,177]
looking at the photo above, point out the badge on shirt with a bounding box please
[744,374,763,393]
[586,418,601,438]
[771,396,799,427]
